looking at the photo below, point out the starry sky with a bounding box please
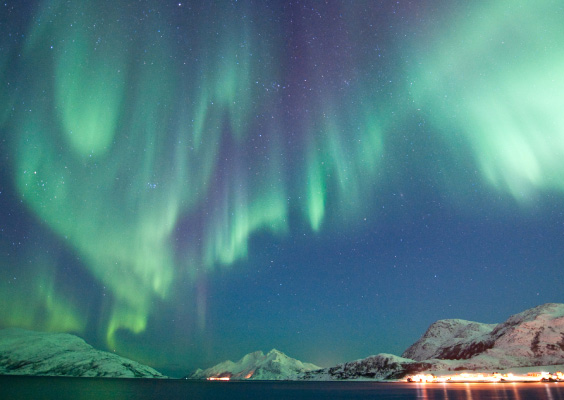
[1,0,564,377]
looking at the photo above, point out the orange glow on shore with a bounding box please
[406,371,563,383]
[207,377,230,381]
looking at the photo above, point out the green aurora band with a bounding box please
[3,0,564,365]
[2,0,386,355]
[409,0,564,202]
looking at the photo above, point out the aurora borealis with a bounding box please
[1,0,564,376]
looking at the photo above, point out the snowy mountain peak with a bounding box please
[187,349,320,380]
[240,350,264,365]
[266,349,285,357]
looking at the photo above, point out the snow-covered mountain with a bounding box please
[299,354,433,381]
[0,328,165,378]
[403,303,564,370]
[187,349,320,380]
[402,319,496,361]
[300,303,564,380]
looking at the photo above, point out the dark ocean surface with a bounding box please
[2,376,564,400]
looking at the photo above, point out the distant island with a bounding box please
[2,303,564,381]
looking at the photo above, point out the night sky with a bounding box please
[1,0,563,377]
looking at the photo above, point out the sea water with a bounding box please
[2,376,564,399]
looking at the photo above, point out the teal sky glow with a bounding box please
[1,0,563,376]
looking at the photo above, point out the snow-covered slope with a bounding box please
[299,354,432,381]
[300,303,564,381]
[187,349,320,380]
[489,303,564,359]
[0,328,165,378]
[402,319,497,361]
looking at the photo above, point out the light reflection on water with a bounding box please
[1,376,564,400]
[410,382,564,400]
[547,384,556,400]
